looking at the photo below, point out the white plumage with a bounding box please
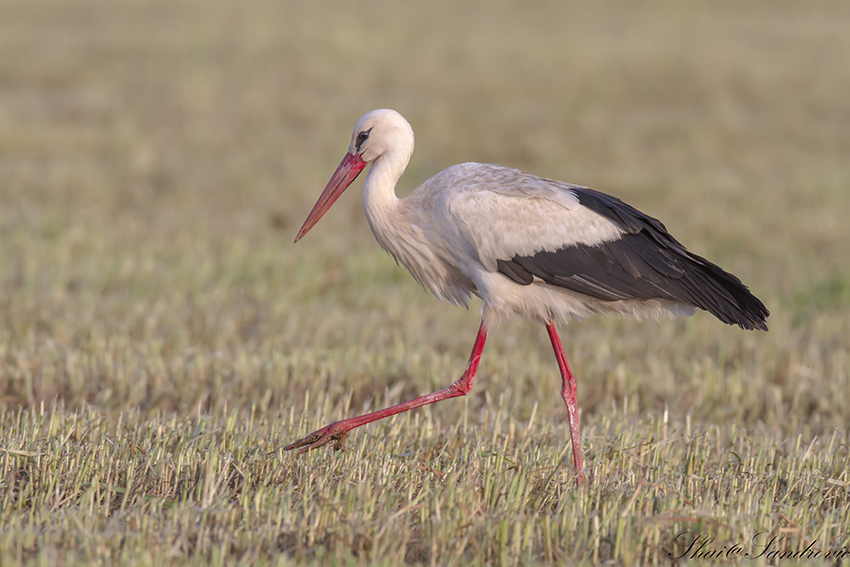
[321,109,696,326]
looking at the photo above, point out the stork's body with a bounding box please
[286,109,769,484]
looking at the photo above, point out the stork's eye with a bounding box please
[356,128,372,150]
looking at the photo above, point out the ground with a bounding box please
[0,1,849,565]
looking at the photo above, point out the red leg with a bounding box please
[285,322,488,453]
[546,322,586,485]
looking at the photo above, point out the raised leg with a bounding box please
[285,322,488,453]
[546,322,586,485]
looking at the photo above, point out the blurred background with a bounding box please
[1,0,848,431]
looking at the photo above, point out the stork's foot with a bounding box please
[576,470,587,486]
[284,422,349,453]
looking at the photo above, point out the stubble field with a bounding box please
[1,1,849,565]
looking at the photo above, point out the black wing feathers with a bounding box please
[497,187,769,331]
[496,259,534,285]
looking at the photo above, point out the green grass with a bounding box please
[1,0,850,565]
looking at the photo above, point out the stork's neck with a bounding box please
[362,147,412,249]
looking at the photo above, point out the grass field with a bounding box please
[1,1,850,565]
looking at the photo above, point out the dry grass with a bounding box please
[1,0,849,565]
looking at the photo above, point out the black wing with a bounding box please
[497,188,769,331]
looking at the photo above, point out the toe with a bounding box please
[284,428,329,452]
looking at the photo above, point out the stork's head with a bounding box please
[295,109,414,243]
[348,109,414,163]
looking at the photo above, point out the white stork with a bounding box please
[285,108,769,484]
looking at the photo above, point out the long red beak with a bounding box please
[295,152,368,243]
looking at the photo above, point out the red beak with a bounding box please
[295,152,368,243]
